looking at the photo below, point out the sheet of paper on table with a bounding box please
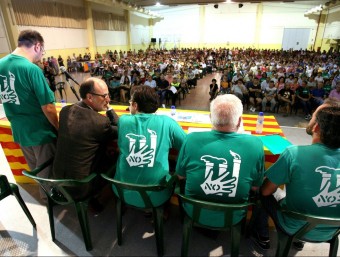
[187,127,251,134]
[156,111,211,124]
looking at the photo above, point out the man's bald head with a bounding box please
[79,77,110,112]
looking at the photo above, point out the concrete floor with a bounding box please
[0,72,338,256]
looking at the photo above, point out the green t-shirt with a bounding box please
[0,54,56,146]
[176,131,265,227]
[323,84,332,95]
[296,86,310,96]
[114,113,186,207]
[171,82,181,88]
[265,143,340,241]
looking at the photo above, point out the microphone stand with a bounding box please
[65,77,80,101]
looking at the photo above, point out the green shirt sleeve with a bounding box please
[169,119,186,150]
[175,137,188,178]
[265,147,293,185]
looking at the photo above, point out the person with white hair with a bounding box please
[176,94,266,234]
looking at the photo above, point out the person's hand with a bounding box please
[126,144,154,167]
[200,170,237,195]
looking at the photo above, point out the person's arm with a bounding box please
[106,107,119,126]
[175,135,188,182]
[261,178,279,196]
[41,103,59,130]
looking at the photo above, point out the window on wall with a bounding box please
[92,11,127,31]
[11,0,86,29]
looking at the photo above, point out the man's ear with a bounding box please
[237,116,242,128]
[134,102,139,112]
[313,121,320,134]
[86,93,93,102]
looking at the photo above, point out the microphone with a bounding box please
[106,107,115,126]
[59,66,80,86]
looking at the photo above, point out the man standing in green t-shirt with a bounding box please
[0,30,58,189]
[261,99,340,251]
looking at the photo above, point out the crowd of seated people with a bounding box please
[63,47,339,117]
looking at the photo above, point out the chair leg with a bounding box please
[181,216,193,257]
[230,223,242,257]
[116,198,123,245]
[9,183,36,228]
[328,236,339,257]
[275,231,293,257]
[75,201,93,251]
[153,207,164,257]
[47,197,56,241]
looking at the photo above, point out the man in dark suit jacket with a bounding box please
[52,77,118,201]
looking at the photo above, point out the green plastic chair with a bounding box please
[177,193,253,257]
[22,158,97,251]
[0,174,36,227]
[101,173,178,257]
[275,209,340,257]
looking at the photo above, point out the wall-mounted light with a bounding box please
[214,4,218,9]
[238,3,243,8]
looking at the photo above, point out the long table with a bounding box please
[0,104,284,183]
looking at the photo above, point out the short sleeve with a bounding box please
[265,148,293,185]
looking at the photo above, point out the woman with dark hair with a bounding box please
[120,76,131,103]
[276,76,286,91]
[114,86,186,206]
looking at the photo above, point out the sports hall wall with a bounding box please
[0,0,339,59]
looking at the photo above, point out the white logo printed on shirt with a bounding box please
[125,129,157,167]
[200,150,241,197]
[312,166,340,208]
[0,72,20,105]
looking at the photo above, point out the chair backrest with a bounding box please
[0,175,12,201]
[22,158,97,205]
[281,209,340,241]
[101,174,177,208]
[178,193,252,229]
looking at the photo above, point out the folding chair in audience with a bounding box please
[22,158,97,251]
[0,174,36,227]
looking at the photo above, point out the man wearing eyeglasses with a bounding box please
[52,77,119,211]
[0,30,58,199]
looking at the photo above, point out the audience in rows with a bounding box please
[57,47,339,119]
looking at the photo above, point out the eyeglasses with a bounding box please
[39,44,46,55]
[90,92,110,99]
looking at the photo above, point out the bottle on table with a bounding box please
[61,99,66,108]
[170,105,176,116]
[255,112,264,134]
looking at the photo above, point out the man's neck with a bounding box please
[212,125,238,133]
[12,47,34,62]
[311,133,321,145]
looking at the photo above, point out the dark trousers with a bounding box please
[158,89,168,105]
[299,99,312,115]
